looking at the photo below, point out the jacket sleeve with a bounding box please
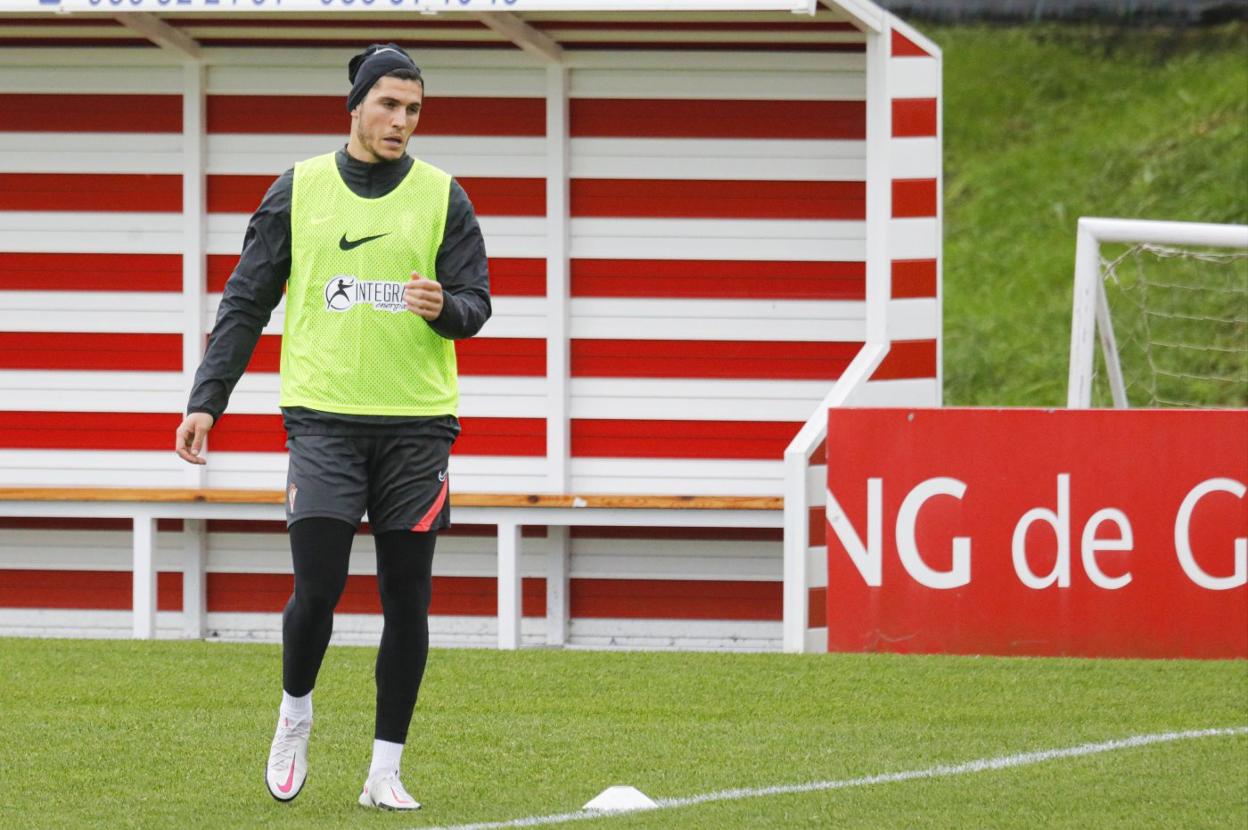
[185,169,293,421]
[428,178,492,340]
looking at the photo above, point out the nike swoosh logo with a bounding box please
[277,752,297,793]
[390,786,411,804]
[339,232,390,251]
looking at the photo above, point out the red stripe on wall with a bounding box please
[206,175,546,217]
[0,570,183,611]
[209,255,546,297]
[808,587,827,627]
[0,518,183,532]
[0,174,181,213]
[489,258,546,296]
[808,507,826,546]
[892,98,938,137]
[206,255,235,293]
[207,96,545,136]
[892,178,938,218]
[892,259,938,299]
[571,419,799,459]
[571,179,863,220]
[457,337,546,376]
[570,99,865,139]
[534,21,860,31]
[571,259,864,300]
[0,570,777,621]
[0,412,179,450]
[206,175,271,214]
[872,339,937,380]
[0,412,545,455]
[458,177,546,216]
[246,335,544,376]
[572,578,781,620]
[0,333,181,372]
[0,94,181,133]
[571,340,861,380]
[209,414,545,456]
[891,29,932,58]
[0,253,181,292]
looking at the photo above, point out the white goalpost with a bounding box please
[1068,217,1248,409]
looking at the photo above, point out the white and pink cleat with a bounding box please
[265,716,311,802]
[358,770,422,811]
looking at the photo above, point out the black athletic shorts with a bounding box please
[284,434,452,534]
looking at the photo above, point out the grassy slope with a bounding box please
[935,23,1248,405]
[0,639,1243,829]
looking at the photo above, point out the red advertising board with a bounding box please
[825,408,1247,659]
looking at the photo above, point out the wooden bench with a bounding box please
[0,487,784,649]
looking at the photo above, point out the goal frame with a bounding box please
[1067,217,1248,409]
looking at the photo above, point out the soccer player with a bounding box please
[174,43,490,811]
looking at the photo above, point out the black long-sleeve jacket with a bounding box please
[186,148,491,437]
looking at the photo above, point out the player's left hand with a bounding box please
[403,273,443,321]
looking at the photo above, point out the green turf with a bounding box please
[937,23,1248,406]
[0,639,1243,829]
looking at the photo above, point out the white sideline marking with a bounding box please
[416,726,1248,830]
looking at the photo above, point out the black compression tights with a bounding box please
[282,517,436,743]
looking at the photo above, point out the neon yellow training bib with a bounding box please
[281,152,456,416]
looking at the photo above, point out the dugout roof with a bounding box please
[0,1,918,57]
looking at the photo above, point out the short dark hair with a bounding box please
[385,67,424,87]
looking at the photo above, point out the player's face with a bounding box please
[348,76,423,163]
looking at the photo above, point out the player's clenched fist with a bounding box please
[404,273,443,320]
[174,412,214,465]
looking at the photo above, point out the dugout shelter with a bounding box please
[0,0,942,653]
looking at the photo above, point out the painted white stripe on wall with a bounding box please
[571,458,785,497]
[886,217,939,260]
[886,298,940,340]
[887,57,941,98]
[889,137,940,179]
[0,65,183,94]
[0,450,187,488]
[0,291,182,333]
[571,138,865,181]
[208,214,547,258]
[0,371,185,413]
[807,545,828,588]
[847,378,940,407]
[574,538,781,581]
[570,378,839,422]
[207,64,547,97]
[224,375,548,418]
[571,218,866,262]
[0,212,184,254]
[564,50,866,73]
[0,133,184,174]
[205,136,549,178]
[203,295,549,339]
[569,298,867,342]
[570,68,865,100]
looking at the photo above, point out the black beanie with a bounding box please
[347,44,421,112]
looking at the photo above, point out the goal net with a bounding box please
[1068,218,1248,409]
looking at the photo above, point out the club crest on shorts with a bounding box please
[287,483,298,512]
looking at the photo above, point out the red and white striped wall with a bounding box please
[783,10,942,653]
[0,3,941,650]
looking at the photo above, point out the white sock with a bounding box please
[279,690,312,723]
[369,739,404,779]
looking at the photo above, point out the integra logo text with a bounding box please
[323,275,406,313]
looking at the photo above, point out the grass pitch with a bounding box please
[0,639,1244,829]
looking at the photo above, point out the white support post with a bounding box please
[182,518,206,639]
[132,515,157,640]
[545,526,570,646]
[497,522,522,650]
[864,21,892,347]
[1067,220,1101,409]
[545,64,571,493]
[182,60,207,488]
